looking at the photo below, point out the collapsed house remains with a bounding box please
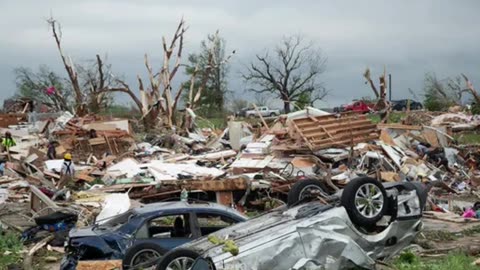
[2,104,480,269]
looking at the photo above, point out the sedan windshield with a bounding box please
[98,210,135,227]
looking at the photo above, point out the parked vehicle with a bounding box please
[156,177,427,270]
[245,106,280,118]
[343,100,374,114]
[391,99,423,111]
[333,106,345,113]
[60,201,247,270]
[235,107,252,118]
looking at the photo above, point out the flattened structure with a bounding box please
[291,113,378,150]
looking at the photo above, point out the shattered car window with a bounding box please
[197,214,235,226]
[137,214,192,239]
[100,210,134,227]
[196,213,237,236]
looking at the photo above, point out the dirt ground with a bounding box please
[419,218,480,256]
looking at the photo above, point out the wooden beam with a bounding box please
[377,123,422,130]
[29,185,58,214]
[216,191,234,206]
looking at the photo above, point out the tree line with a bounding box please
[13,17,476,122]
[11,18,328,126]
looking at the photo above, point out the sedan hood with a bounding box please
[69,227,101,238]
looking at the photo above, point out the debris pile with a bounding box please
[2,106,480,268]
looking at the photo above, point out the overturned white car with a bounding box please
[156,177,427,270]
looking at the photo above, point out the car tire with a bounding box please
[270,113,276,117]
[287,179,328,206]
[340,177,387,228]
[123,243,167,270]
[156,248,200,270]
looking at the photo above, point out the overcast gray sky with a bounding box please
[1,0,479,108]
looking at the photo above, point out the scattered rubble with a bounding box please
[2,104,480,269]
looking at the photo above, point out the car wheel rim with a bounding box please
[354,183,384,218]
[299,184,324,200]
[166,257,195,270]
[131,249,161,266]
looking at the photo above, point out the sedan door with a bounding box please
[191,211,243,237]
[132,212,199,252]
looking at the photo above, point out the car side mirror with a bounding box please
[191,258,212,270]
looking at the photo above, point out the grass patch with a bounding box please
[197,117,226,130]
[394,251,477,270]
[0,231,23,269]
[100,104,141,119]
[420,230,458,242]
[245,211,260,218]
[367,112,406,124]
[454,133,480,144]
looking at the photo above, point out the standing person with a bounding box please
[28,100,37,125]
[58,153,75,189]
[47,141,57,160]
[2,132,16,152]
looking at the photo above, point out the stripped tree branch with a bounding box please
[461,73,480,104]
[47,17,83,110]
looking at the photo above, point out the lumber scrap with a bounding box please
[292,113,378,150]
[76,260,122,270]
[29,185,59,214]
[23,235,55,270]
[377,123,422,130]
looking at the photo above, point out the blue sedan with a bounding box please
[61,201,247,270]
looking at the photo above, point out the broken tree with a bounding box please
[363,67,390,123]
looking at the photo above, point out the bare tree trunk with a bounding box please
[462,74,480,104]
[363,68,380,98]
[283,101,290,113]
[48,18,84,114]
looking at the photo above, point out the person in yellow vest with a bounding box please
[1,132,16,152]
[58,153,75,189]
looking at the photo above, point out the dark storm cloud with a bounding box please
[1,0,480,107]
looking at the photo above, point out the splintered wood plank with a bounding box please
[76,260,122,270]
[311,134,379,150]
[293,113,378,150]
[88,137,106,145]
[304,124,377,138]
[377,123,422,130]
[311,129,377,144]
[216,191,234,206]
[300,119,373,133]
[294,114,366,126]
[422,129,439,147]
[380,129,396,146]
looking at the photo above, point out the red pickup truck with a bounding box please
[342,100,374,114]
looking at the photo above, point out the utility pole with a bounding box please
[388,74,392,101]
